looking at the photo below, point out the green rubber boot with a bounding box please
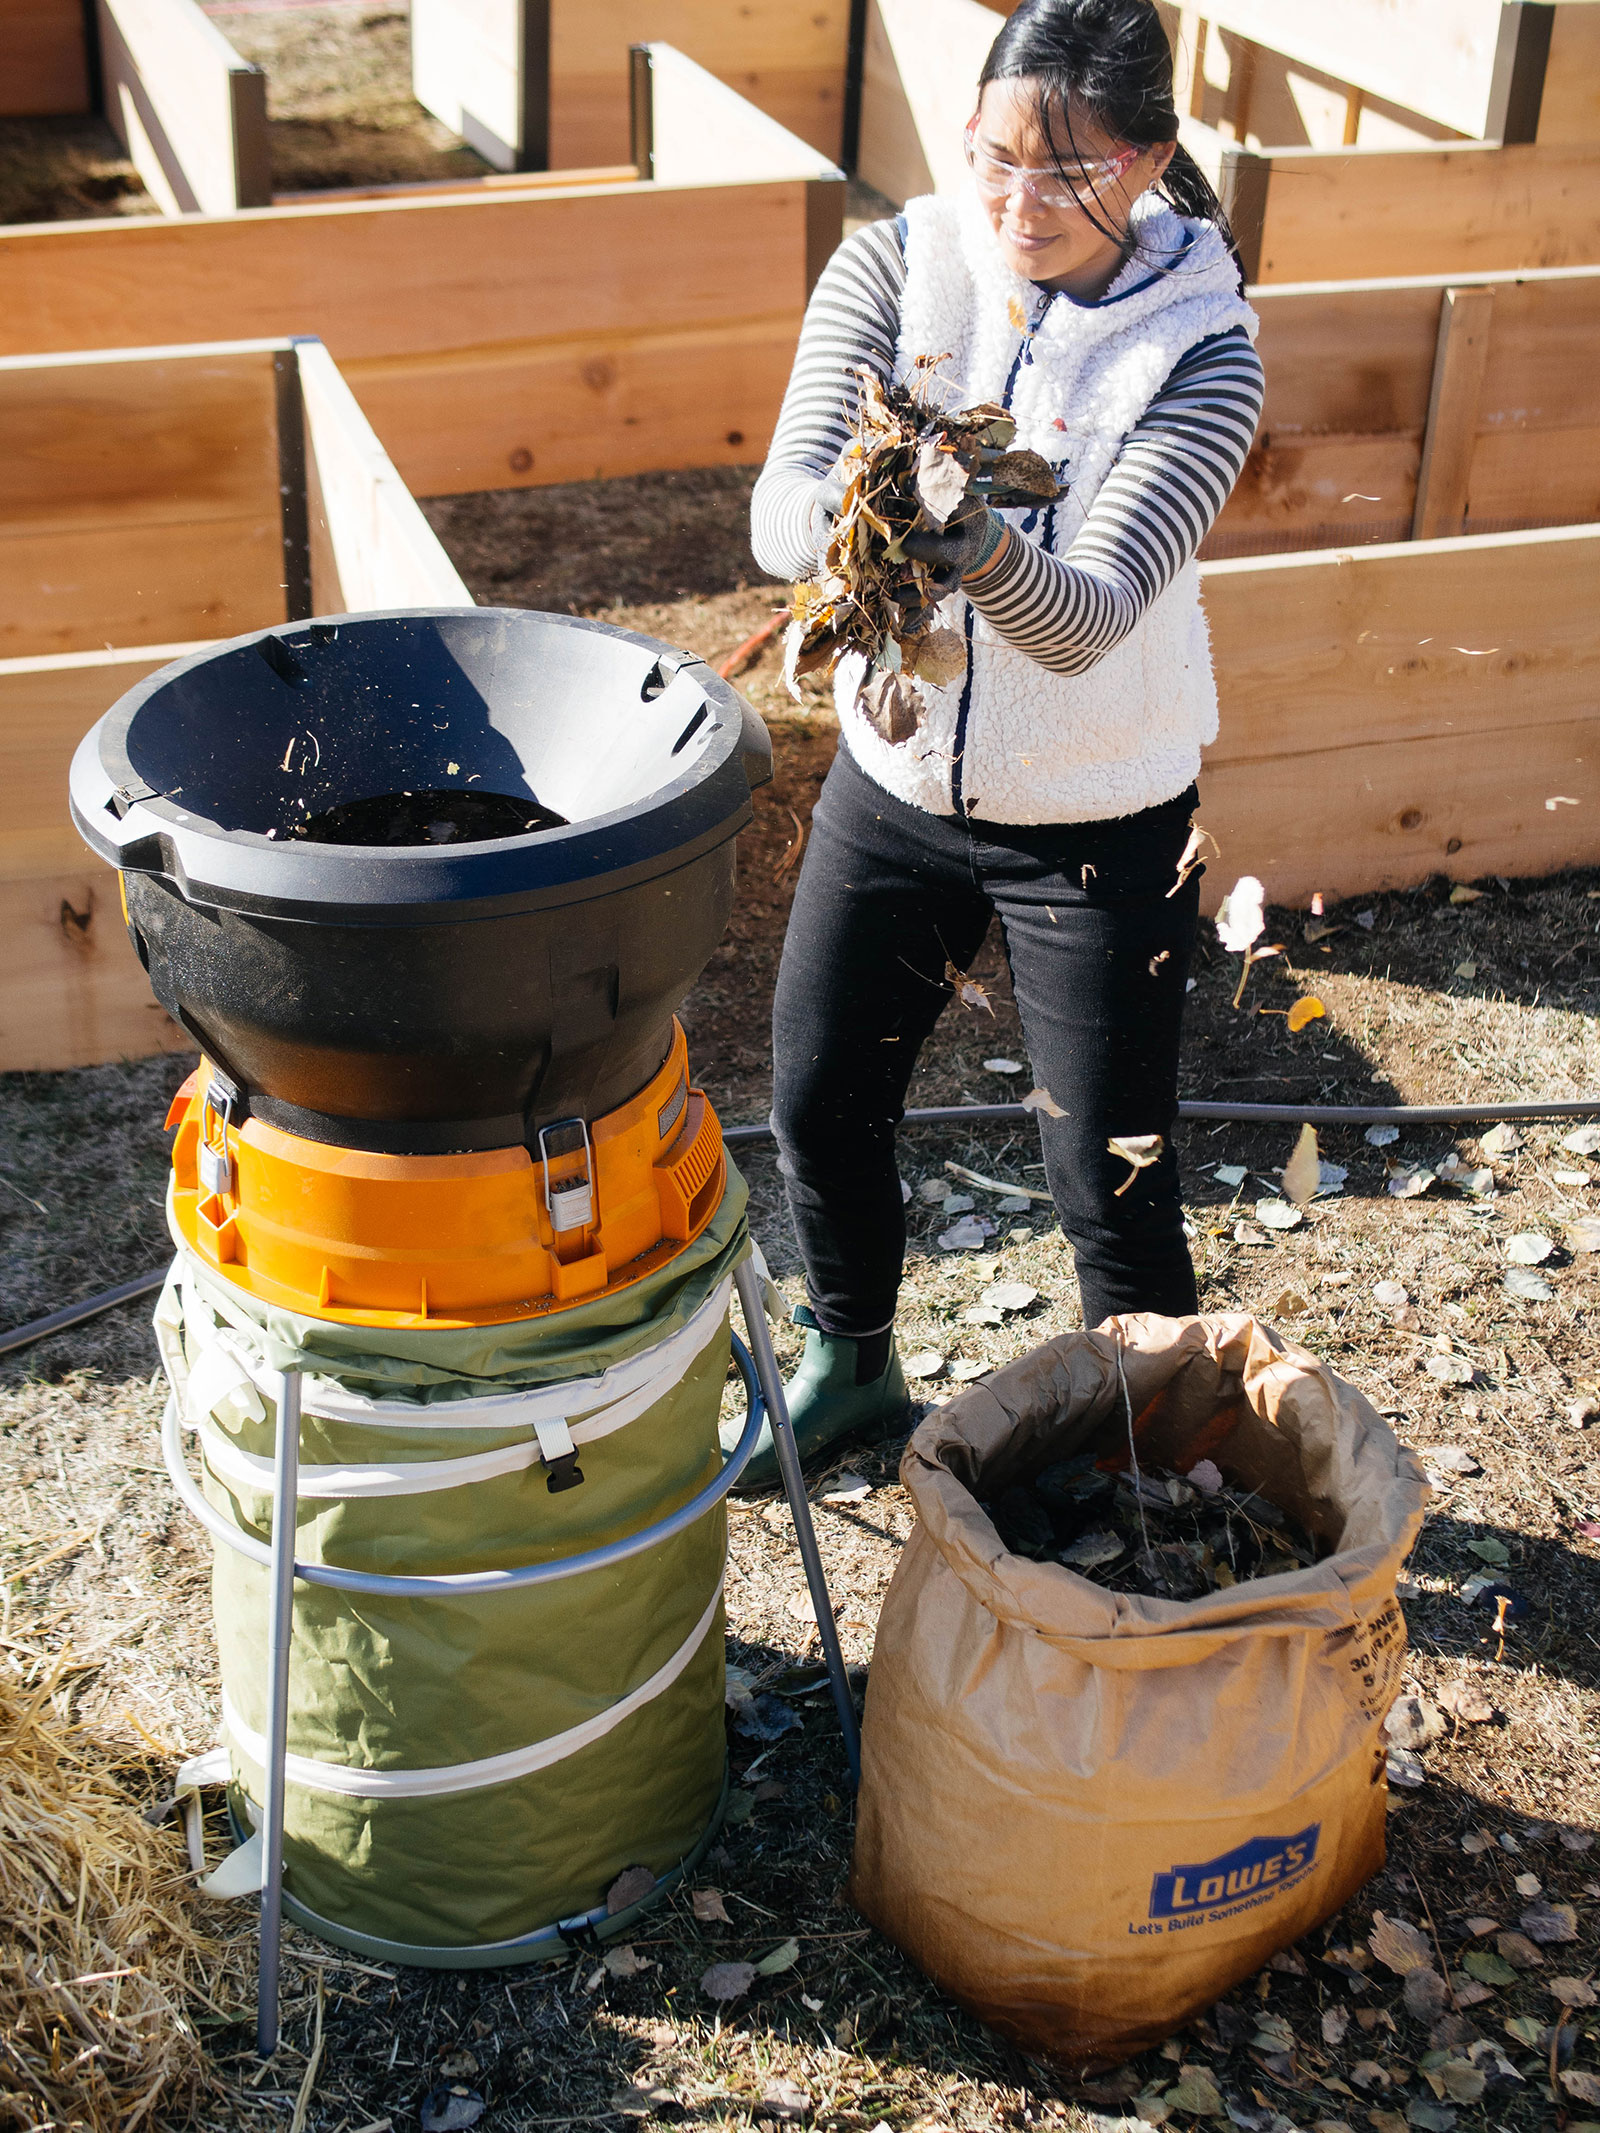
[726,1306,910,1494]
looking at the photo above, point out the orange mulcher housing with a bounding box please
[166,1020,725,1328]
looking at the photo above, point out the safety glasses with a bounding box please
[963,115,1140,209]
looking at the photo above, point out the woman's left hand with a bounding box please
[902,506,1008,589]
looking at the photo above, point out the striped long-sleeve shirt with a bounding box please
[750,217,1264,677]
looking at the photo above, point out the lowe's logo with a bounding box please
[1149,1825,1321,1920]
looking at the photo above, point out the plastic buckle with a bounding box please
[544,1451,586,1495]
[557,1914,603,1951]
[538,1117,595,1234]
[533,1413,584,1493]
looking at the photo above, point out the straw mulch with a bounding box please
[0,1661,234,2133]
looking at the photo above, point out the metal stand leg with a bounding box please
[257,1368,300,2058]
[733,1258,862,1790]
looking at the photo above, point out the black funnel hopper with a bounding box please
[69,609,772,1153]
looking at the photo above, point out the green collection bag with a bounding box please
[158,1171,750,1965]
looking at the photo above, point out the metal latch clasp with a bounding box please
[538,1117,595,1234]
[199,1078,236,1198]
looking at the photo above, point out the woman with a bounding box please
[736,0,1263,1485]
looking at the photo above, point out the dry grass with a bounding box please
[0,116,152,225]
[1,467,1596,2127]
[0,1655,246,2132]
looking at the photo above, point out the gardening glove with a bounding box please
[902,504,1006,591]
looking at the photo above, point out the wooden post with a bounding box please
[273,348,313,621]
[1412,285,1496,540]
[1218,144,1268,282]
[1485,0,1553,142]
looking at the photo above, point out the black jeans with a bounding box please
[770,742,1202,1338]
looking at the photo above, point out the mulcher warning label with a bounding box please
[1129,1826,1321,1935]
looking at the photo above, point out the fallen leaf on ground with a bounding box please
[1549,1978,1598,2007]
[1404,2102,1456,2130]
[1384,1694,1446,1750]
[611,2083,677,2118]
[1188,1459,1223,1494]
[1253,2012,1296,2052]
[1454,959,1476,979]
[1059,1530,1124,1571]
[1566,1217,1600,1253]
[1439,1678,1495,1723]
[1506,1232,1553,1264]
[1463,1950,1516,1986]
[1521,1900,1579,1944]
[1256,1197,1305,1230]
[1374,1281,1410,1308]
[1435,2062,1485,2105]
[785,1592,817,1624]
[420,2090,485,2133]
[1287,995,1327,1033]
[963,1303,1004,1326]
[983,1056,1023,1074]
[1233,1220,1270,1245]
[1425,1353,1475,1384]
[1504,1266,1555,1301]
[1494,1930,1543,1969]
[1465,1537,1510,1564]
[942,1191,975,1213]
[756,1937,800,1975]
[701,1961,755,2001]
[820,1472,871,1503]
[1349,2059,1390,2090]
[937,1217,991,1251]
[1164,2067,1222,2115]
[981,1281,1038,1313]
[902,1350,945,1379]
[1323,2005,1350,2046]
[1367,1124,1400,1146]
[604,1944,652,1978]
[1561,2071,1600,2105]
[1449,884,1484,904]
[691,1887,731,1924]
[760,2080,813,2122]
[950,1359,988,1381]
[1513,1871,1542,1897]
[1559,1828,1594,1850]
[1370,1914,1432,1974]
[606,1866,657,1914]
[1387,1747,1426,1786]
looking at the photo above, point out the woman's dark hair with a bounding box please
[978,0,1235,265]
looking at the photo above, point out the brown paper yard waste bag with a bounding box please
[850,1314,1430,2065]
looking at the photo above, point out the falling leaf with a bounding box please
[1256,1197,1305,1231]
[1463,1950,1516,1986]
[944,961,995,1014]
[1449,884,1483,904]
[1287,996,1327,1033]
[604,1944,653,1978]
[1504,1266,1554,1302]
[1370,1914,1432,1975]
[756,1937,801,1976]
[1366,1124,1401,1147]
[701,1961,756,2001]
[607,1866,658,1914]
[761,2079,814,2123]
[1108,1134,1164,1195]
[903,1350,946,1379]
[1168,822,1219,897]
[1520,1900,1579,1944]
[692,1887,731,1924]
[1059,1530,1124,1570]
[983,1056,1023,1074]
[1282,1123,1321,1207]
[1215,876,1266,952]
[1374,1281,1410,1307]
[821,1471,871,1503]
[1506,1232,1553,1264]
[1021,1085,1067,1119]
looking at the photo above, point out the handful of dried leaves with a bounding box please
[785,362,1062,744]
[983,1452,1323,1599]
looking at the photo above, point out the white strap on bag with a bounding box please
[218,1573,724,1799]
[164,1276,733,1500]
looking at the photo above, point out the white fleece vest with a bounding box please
[836,187,1257,823]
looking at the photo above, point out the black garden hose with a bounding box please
[7,1093,1600,1359]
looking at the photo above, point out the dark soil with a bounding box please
[0,114,154,224]
[2,464,1597,2131]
